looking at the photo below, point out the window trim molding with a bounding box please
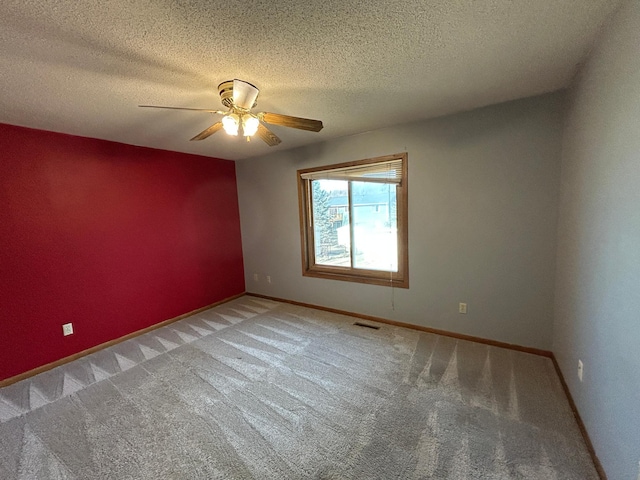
[297,152,409,289]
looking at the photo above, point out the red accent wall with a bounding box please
[0,123,245,381]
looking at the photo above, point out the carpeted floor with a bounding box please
[0,296,598,479]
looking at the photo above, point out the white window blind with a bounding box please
[300,158,403,184]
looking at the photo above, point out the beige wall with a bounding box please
[237,92,564,350]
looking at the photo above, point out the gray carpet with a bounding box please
[0,296,598,479]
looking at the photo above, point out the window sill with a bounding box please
[303,267,409,289]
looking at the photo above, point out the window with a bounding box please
[297,153,408,288]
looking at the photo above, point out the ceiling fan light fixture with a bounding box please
[222,113,239,136]
[140,78,322,147]
[242,115,259,137]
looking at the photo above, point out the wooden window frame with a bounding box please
[297,153,409,288]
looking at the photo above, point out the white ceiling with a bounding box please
[0,0,621,161]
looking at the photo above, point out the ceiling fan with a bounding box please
[140,79,323,146]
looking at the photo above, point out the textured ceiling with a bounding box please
[0,0,621,161]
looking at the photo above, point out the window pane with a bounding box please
[352,181,398,271]
[312,179,350,267]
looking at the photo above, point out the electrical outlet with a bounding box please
[578,360,584,382]
[458,303,467,314]
[266,275,272,284]
[253,273,258,282]
[62,323,74,336]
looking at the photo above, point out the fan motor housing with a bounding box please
[218,80,258,109]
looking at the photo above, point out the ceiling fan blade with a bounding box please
[256,123,282,146]
[190,122,223,141]
[139,105,226,114]
[259,112,323,132]
[232,79,259,110]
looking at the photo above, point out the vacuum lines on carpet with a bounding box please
[0,296,598,479]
